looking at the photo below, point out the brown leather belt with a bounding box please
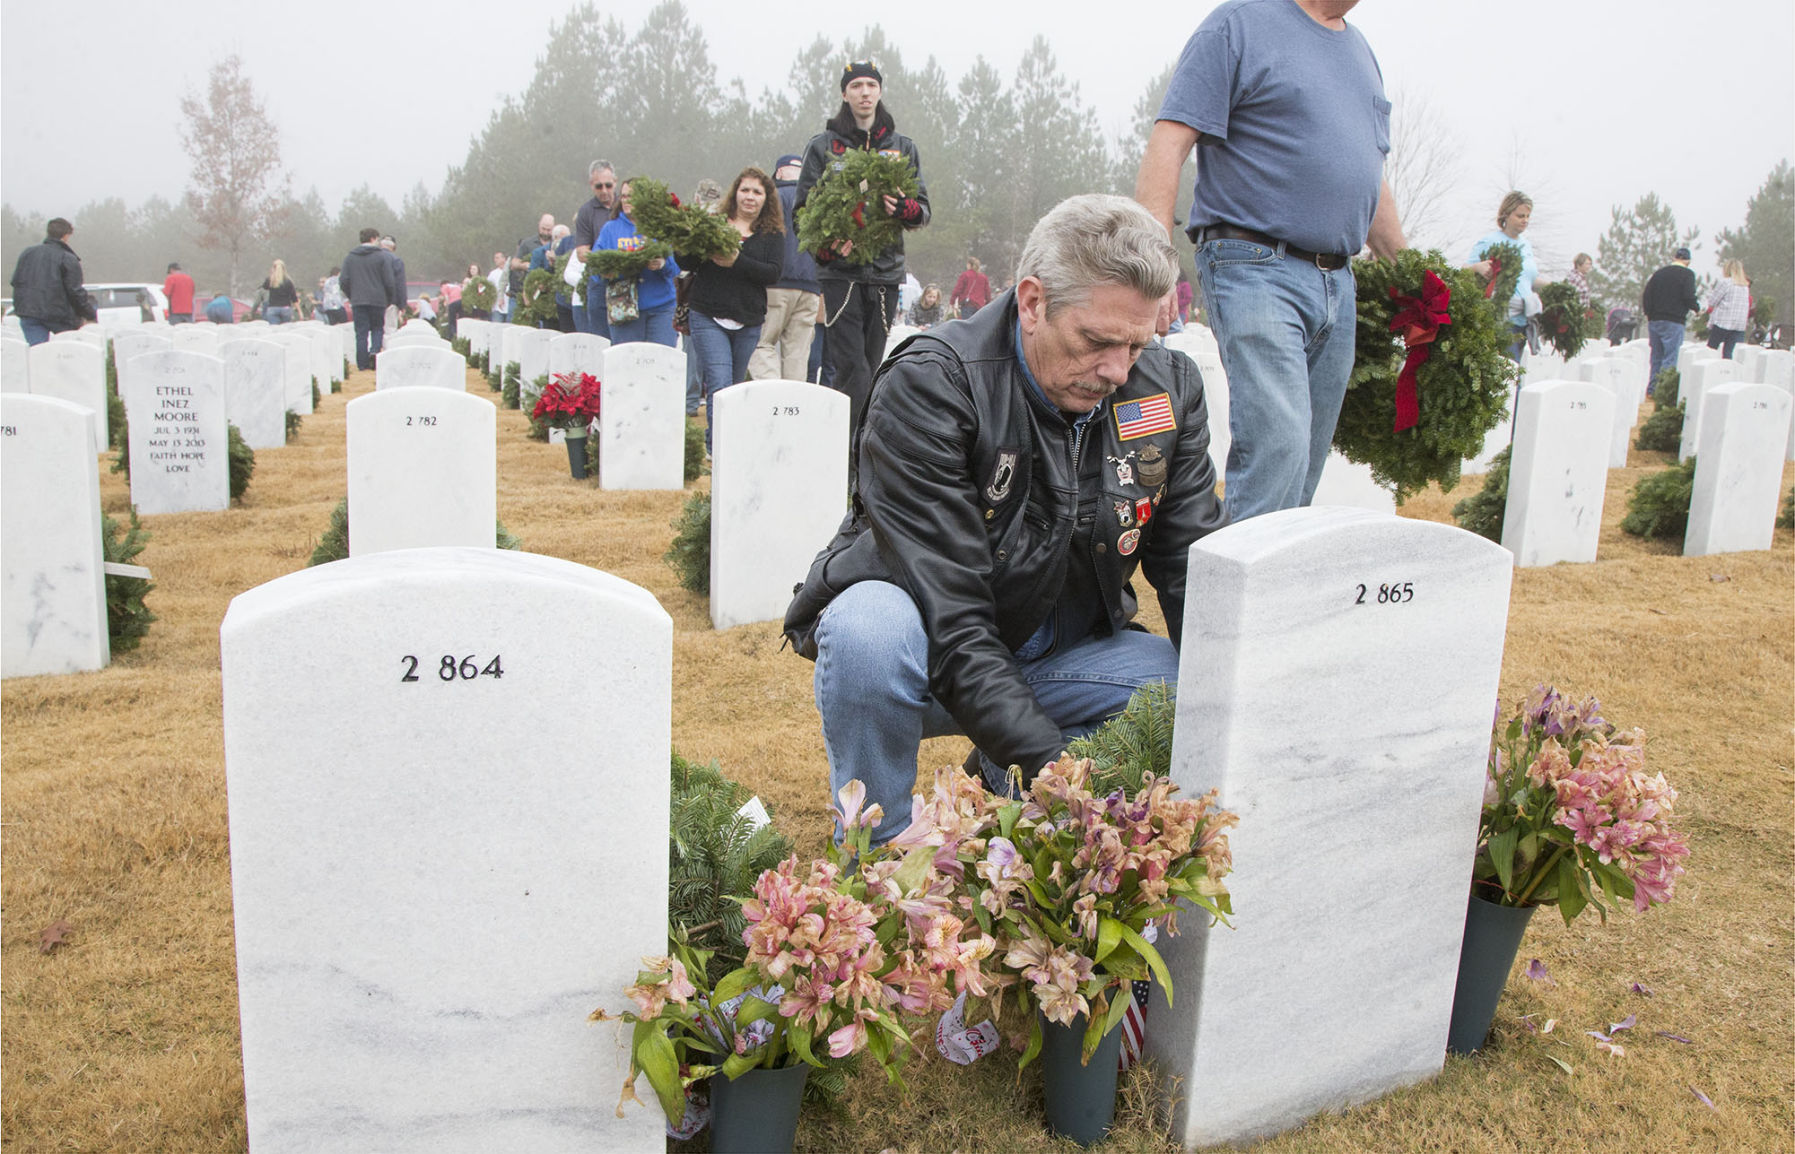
[1194,224,1350,271]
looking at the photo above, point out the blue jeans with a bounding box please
[1647,320,1684,393]
[813,580,1179,845]
[608,301,675,347]
[1706,326,1742,359]
[352,304,385,369]
[18,317,52,345]
[1195,237,1356,521]
[576,280,611,340]
[690,312,762,449]
[266,306,295,324]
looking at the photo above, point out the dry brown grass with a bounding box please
[3,376,1790,1152]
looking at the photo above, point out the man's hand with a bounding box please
[646,258,665,271]
[883,194,925,224]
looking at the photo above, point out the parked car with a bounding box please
[85,283,169,329]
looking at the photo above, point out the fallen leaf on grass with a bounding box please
[1545,1055,1573,1074]
[1630,982,1654,996]
[1609,1014,1637,1034]
[1690,1086,1717,1111]
[1595,1041,1626,1058]
[1649,608,1669,615]
[38,920,73,954]
[1525,958,1555,985]
[1587,1030,1612,1042]
[1709,573,1730,583]
[1654,1031,1693,1044]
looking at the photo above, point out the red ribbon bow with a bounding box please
[1482,257,1502,299]
[1387,270,1452,433]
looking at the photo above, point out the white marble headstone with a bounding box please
[548,332,609,380]
[1678,358,1741,462]
[595,342,685,490]
[1676,343,1721,379]
[375,345,468,392]
[123,350,230,514]
[2,337,30,394]
[1501,379,1613,566]
[511,328,555,406]
[305,328,340,399]
[171,325,221,356]
[882,323,921,366]
[1310,453,1396,513]
[346,388,497,554]
[26,340,107,453]
[112,329,174,396]
[1685,382,1790,557]
[462,320,491,361]
[264,332,314,426]
[219,547,669,1153]
[1576,358,1635,468]
[1148,507,1512,1147]
[53,326,107,349]
[1162,333,1230,482]
[710,380,849,629]
[1733,345,1763,381]
[1462,386,1516,477]
[1,395,109,678]
[336,323,355,366]
[221,339,290,450]
[1752,349,1795,461]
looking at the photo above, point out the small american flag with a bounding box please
[1117,980,1150,1072]
[1114,393,1176,440]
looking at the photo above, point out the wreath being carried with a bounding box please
[796,148,919,267]
[585,239,674,281]
[462,274,496,313]
[518,268,560,326]
[1536,281,1589,360]
[628,176,739,263]
[1335,249,1521,501]
[1476,240,1524,314]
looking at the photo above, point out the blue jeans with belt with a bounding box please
[689,311,762,449]
[1195,236,1356,522]
[812,580,1179,845]
[1647,320,1684,393]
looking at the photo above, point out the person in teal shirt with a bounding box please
[205,293,235,324]
[1467,191,1542,360]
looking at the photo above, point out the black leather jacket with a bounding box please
[8,238,96,330]
[784,290,1226,777]
[794,105,929,286]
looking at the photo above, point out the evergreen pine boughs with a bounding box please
[102,510,156,653]
[1068,681,1177,796]
[628,176,740,262]
[684,419,708,484]
[502,363,521,409]
[1478,240,1524,312]
[664,491,711,595]
[451,336,471,358]
[1635,371,1683,453]
[584,241,673,281]
[1537,282,1589,360]
[309,496,523,565]
[1337,250,1520,500]
[286,409,303,442]
[667,752,794,982]
[520,268,560,326]
[463,276,496,313]
[1778,485,1794,530]
[1621,458,1698,541]
[227,424,254,501]
[797,148,920,266]
[112,413,130,477]
[1452,445,1511,543]
[312,380,322,409]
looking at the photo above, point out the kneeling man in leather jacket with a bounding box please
[784,194,1227,845]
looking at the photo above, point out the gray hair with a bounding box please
[1017,195,1178,316]
[588,158,614,179]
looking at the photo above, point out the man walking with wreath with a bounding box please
[796,61,930,433]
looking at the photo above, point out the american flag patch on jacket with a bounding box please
[1117,979,1150,1072]
[1114,393,1176,440]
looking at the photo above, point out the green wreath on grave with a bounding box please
[585,239,674,281]
[1335,249,1520,502]
[796,148,919,267]
[1537,281,1590,361]
[462,275,496,313]
[629,176,740,263]
[102,510,156,652]
[307,497,522,566]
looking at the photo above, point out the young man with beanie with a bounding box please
[1641,246,1701,392]
[796,61,930,433]
[750,153,824,381]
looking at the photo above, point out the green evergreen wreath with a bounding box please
[797,148,919,267]
[1621,457,1697,541]
[628,176,740,262]
[1452,445,1511,543]
[227,424,254,501]
[102,510,156,653]
[1478,240,1524,315]
[585,240,673,281]
[462,275,496,313]
[520,268,560,326]
[1336,250,1520,501]
[308,497,522,565]
[1537,282,1589,360]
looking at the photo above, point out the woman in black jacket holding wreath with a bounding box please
[688,165,784,453]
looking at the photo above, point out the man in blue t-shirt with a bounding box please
[1136,0,1406,522]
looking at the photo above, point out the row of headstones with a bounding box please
[213,504,1512,1150]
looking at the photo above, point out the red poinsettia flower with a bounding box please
[532,371,602,427]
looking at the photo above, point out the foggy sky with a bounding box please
[4,0,1791,274]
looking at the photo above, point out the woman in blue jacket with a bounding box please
[596,179,681,346]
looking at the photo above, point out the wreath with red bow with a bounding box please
[1335,250,1520,501]
[796,147,919,267]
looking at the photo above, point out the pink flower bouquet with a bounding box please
[1476,686,1690,924]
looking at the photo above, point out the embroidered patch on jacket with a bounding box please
[1114,393,1177,441]
[878,149,903,160]
[984,450,1018,503]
